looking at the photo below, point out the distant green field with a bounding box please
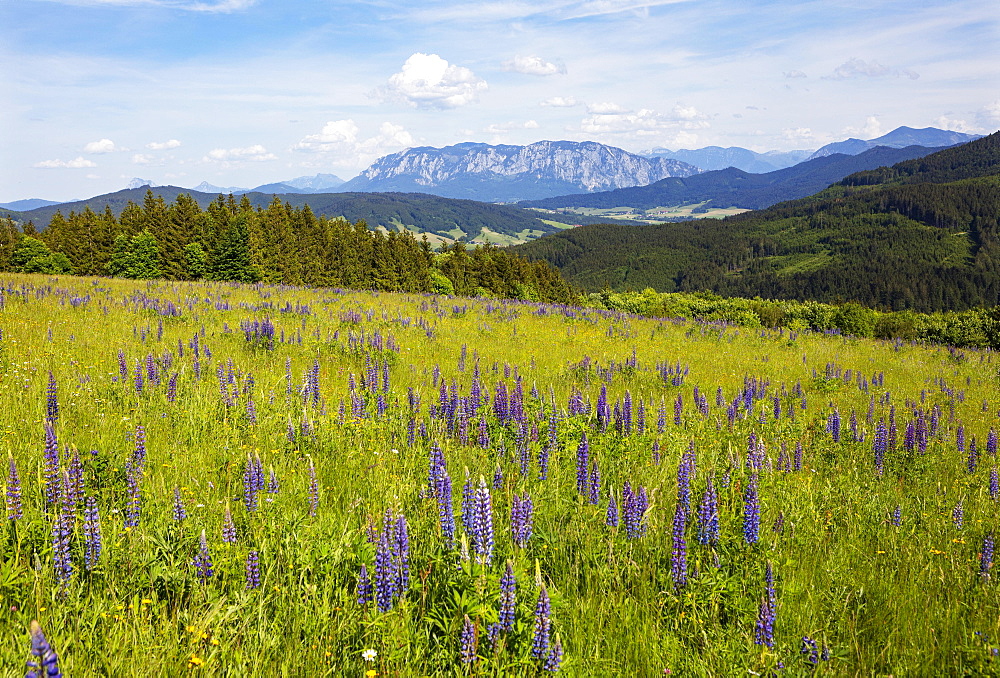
[531,202,749,224]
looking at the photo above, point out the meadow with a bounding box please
[3,272,1000,676]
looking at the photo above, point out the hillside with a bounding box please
[9,187,629,245]
[519,144,950,213]
[513,131,1000,312]
[339,140,700,202]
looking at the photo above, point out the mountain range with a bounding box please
[513,130,1000,313]
[806,126,982,159]
[641,146,813,173]
[519,143,950,212]
[338,140,700,202]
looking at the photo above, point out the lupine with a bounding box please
[512,493,534,547]
[123,460,141,528]
[83,496,102,571]
[991,467,999,500]
[981,533,995,579]
[544,636,564,672]
[395,513,410,592]
[622,483,649,538]
[246,550,261,589]
[891,505,903,526]
[460,615,478,664]
[25,620,62,678]
[873,420,887,474]
[671,502,687,588]
[194,529,213,583]
[499,561,516,631]
[6,457,22,520]
[436,470,456,547]
[588,462,600,505]
[968,439,979,474]
[744,474,760,545]
[43,425,60,509]
[606,493,619,528]
[52,472,74,589]
[266,467,279,498]
[374,524,396,612]
[472,477,494,564]
[172,487,187,521]
[953,500,965,528]
[532,586,552,659]
[222,505,237,543]
[754,595,776,647]
[696,476,719,546]
[357,564,373,605]
[575,433,589,495]
[45,371,58,423]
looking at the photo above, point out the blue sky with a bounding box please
[2,0,998,201]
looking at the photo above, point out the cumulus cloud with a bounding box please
[203,144,277,163]
[580,104,709,137]
[34,156,98,169]
[824,58,919,81]
[843,115,882,139]
[934,115,978,134]
[782,127,814,142]
[783,70,807,79]
[84,138,117,153]
[977,100,1000,127]
[503,55,564,76]
[540,96,579,107]
[587,101,628,114]
[378,53,487,109]
[293,120,415,165]
[146,139,182,150]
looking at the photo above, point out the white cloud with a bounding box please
[842,116,882,139]
[783,70,807,79]
[580,105,710,137]
[781,127,814,142]
[934,115,978,134]
[46,0,255,12]
[503,55,564,76]
[293,120,415,166]
[132,153,158,165]
[34,156,98,169]
[146,139,181,150]
[203,144,277,163]
[379,53,487,109]
[824,58,919,81]
[84,138,117,153]
[484,120,540,135]
[540,96,579,107]
[587,101,628,114]
[977,101,1000,127]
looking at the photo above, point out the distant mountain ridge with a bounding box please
[520,144,950,212]
[642,146,813,173]
[338,140,700,202]
[190,173,344,196]
[808,126,982,159]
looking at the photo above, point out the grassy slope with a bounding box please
[1,273,999,675]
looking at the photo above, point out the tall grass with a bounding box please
[2,272,999,676]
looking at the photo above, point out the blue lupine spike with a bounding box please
[460,614,478,664]
[25,620,62,678]
[83,496,102,571]
[744,474,760,545]
[357,563,373,605]
[499,561,516,631]
[532,586,552,659]
[6,457,23,520]
[193,529,213,583]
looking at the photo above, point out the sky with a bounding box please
[2,0,998,202]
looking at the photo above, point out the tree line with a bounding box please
[0,191,576,303]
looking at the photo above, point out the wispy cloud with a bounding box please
[202,144,276,163]
[540,96,579,107]
[146,139,181,150]
[38,0,255,12]
[376,53,487,109]
[503,55,565,76]
[34,156,98,168]
[824,58,919,81]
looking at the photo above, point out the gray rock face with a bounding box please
[340,141,700,202]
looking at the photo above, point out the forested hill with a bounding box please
[11,187,624,245]
[0,193,577,303]
[518,144,948,211]
[513,130,1000,313]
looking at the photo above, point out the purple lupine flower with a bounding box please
[461,473,475,536]
[511,493,534,548]
[266,466,279,499]
[891,505,902,526]
[436,470,456,548]
[25,620,62,678]
[606,493,619,528]
[472,477,494,565]
[957,425,966,453]
[307,459,319,517]
[576,433,589,495]
[6,457,23,520]
[677,443,695,514]
[45,371,58,423]
[118,349,129,381]
[166,372,178,402]
[478,416,490,449]
[246,550,261,589]
[674,393,683,426]
[499,561,516,631]
[357,564,373,605]
[123,460,141,529]
[243,456,259,512]
[172,487,186,521]
[988,429,998,457]
[794,441,803,471]
[969,439,979,475]
[744,474,760,545]
[801,636,819,665]
[52,472,74,589]
[222,505,237,543]
[622,483,649,539]
[588,462,600,505]
[991,467,999,500]
[374,524,396,612]
[532,587,552,660]
[671,502,687,588]
[953,501,965,529]
[460,615,478,664]
[827,409,841,443]
[83,496,102,571]
[696,476,719,546]
[43,424,60,509]
[754,594,776,647]
[395,513,410,592]
[133,425,147,472]
[544,635,563,672]
[194,529,213,583]
[873,420,888,475]
[981,533,995,579]
[134,358,144,393]
[493,464,503,490]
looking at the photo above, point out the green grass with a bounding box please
[2,272,1000,676]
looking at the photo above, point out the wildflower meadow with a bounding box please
[3,272,1000,676]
